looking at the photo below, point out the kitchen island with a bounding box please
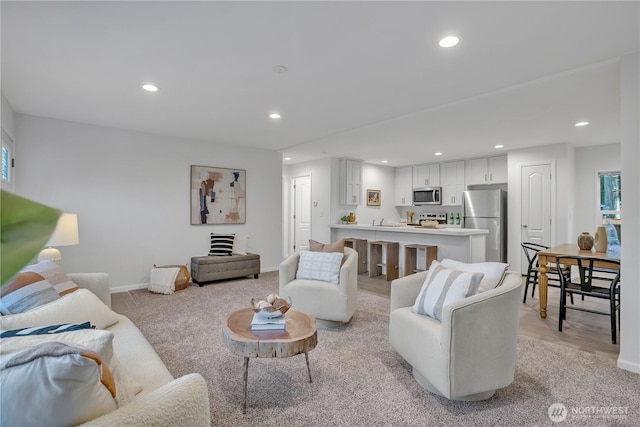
[330,224,488,277]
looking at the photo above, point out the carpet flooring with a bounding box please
[120,272,638,426]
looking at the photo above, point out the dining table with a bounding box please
[536,243,621,319]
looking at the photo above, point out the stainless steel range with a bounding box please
[414,213,447,225]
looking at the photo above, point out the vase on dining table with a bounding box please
[594,226,607,252]
[577,232,594,251]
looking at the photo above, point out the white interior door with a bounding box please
[521,163,552,273]
[293,176,311,252]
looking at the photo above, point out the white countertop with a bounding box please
[330,224,488,236]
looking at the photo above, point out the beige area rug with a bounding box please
[121,272,639,426]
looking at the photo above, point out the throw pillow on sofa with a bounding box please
[0,341,118,426]
[0,271,60,315]
[0,328,140,407]
[0,289,120,331]
[22,260,80,296]
[412,261,484,321]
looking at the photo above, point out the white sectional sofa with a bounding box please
[0,272,211,426]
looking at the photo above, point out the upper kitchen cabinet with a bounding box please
[413,163,440,188]
[395,166,413,206]
[340,159,362,205]
[441,161,465,206]
[466,156,508,185]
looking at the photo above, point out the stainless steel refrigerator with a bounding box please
[463,189,507,263]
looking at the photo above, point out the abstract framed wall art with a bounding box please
[191,165,246,224]
[366,189,381,206]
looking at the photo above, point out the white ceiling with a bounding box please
[2,1,638,166]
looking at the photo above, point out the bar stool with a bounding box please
[344,238,368,274]
[404,244,438,276]
[368,241,399,281]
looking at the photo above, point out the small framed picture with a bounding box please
[366,189,381,206]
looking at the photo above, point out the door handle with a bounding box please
[522,224,528,228]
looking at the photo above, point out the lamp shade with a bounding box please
[38,213,79,263]
[45,213,79,247]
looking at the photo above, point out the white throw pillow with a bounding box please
[0,289,120,331]
[296,251,344,284]
[413,261,484,321]
[0,328,140,406]
[440,259,509,293]
[0,342,118,426]
[232,235,249,255]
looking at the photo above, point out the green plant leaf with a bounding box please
[1,190,61,285]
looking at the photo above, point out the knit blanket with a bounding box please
[148,267,180,295]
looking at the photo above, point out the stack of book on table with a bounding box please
[251,313,286,331]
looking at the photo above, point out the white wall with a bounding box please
[1,92,16,192]
[507,143,574,273]
[341,162,399,226]
[1,92,15,139]
[283,157,333,254]
[573,143,620,238]
[618,52,639,373]
[283,160,401,253]
[14,114,283,291]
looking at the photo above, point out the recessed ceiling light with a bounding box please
[270,113,281,119]
[142,84,159,92]
[439,36,459,48]
[575,121,589,127]
[381,160,388,163]
[494,144,504,149]
[284,157,292,161]
[434,152,443,156]
[273,65,288,74]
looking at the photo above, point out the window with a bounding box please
[598,171,621,239]
[1,128,13,187]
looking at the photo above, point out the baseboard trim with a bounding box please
[617,358,640,374]
[109,267,279,294]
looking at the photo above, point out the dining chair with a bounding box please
[521,242,571,303]
[556,256,621,344]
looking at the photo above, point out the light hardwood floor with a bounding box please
[112,273,620,361]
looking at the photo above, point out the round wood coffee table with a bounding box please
[222,308,317,413]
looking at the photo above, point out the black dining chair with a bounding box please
[521,242,571,303]
[556,256,621,344]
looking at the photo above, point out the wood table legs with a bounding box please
[242,357,249,414]
[305,350,312,383]
[537,257,549,319]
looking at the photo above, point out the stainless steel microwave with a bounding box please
[413,187,441,205]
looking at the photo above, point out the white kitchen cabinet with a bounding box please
[394,166,413,206]
[413,163,440,188]
[442,161,465,206]
[340,159,362,205]
[467,155,507,185]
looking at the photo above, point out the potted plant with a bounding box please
[1,190,61,285]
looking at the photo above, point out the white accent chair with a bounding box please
[389,270,523,401]
[279,247,358,326]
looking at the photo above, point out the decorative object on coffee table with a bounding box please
[250,294,291,318]
[577,232,594,250]
[222,308,317,414]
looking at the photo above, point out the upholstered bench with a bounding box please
[191,253,260,286]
